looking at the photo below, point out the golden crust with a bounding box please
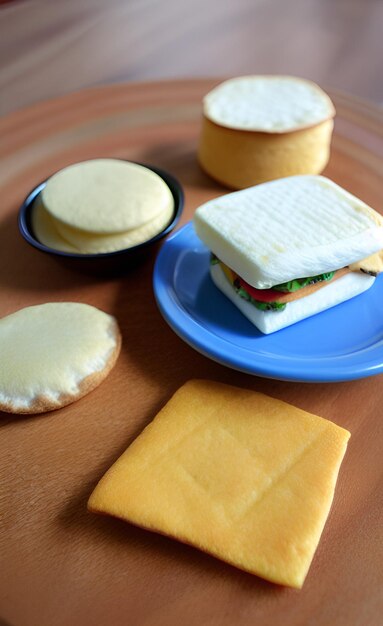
[198,116,334,189]
[349,250,383,275]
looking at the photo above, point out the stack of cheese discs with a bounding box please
[198,75,336,189]
[32,159,175,254]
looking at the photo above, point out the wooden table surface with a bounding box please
[1,0,383,117]
[0,78,382,626]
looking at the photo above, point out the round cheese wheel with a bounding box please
[198,76,335,189]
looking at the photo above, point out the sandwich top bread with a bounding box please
[198,75,335,189]
[193,175,383,334]
[0,302,121,414]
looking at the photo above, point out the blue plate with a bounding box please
[153,222,383,382]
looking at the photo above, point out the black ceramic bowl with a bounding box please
[18,162,184,274]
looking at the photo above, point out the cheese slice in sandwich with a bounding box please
[193,175,383,334]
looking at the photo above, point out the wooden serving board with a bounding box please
[0,80,382,626]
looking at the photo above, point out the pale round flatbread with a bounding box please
[42,159,174,234]
[203,75,335,132]
[32,196,173,254]
[0,303,121,414]
[53,202,174,253]
[31,197,78,253]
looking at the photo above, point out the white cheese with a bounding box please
[210,263,375,334]
[203,75,335,132]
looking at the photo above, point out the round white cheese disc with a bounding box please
[203,76,335,132]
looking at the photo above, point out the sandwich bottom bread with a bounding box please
[210,260,375,335]
[193,175,383,334]
[0,302,121,414]
[88,379,350,588]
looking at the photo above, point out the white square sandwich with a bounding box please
[193,176,383,334]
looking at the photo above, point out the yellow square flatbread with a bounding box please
[88,380,350,588]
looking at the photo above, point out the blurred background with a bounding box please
[1,0,382,116]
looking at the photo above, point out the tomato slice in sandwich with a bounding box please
[238,277,282,302]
